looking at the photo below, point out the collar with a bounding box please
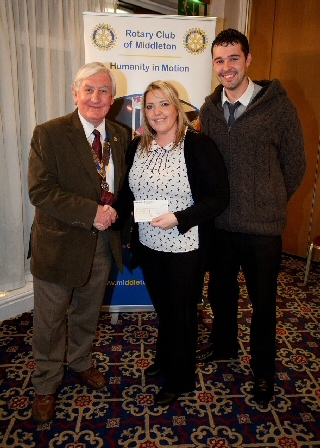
[150,138,174,152]
[78,111,105,140]
[150,127,187,151]
[222,77,254,107]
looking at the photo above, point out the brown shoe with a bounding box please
[32,393,55,423]
[69,366,107,390]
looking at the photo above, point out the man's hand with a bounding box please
[93,205,118,231]
[150,213,178,230]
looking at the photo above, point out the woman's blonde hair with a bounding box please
[139,81,190,153]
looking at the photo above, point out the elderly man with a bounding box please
[28,62,130,423]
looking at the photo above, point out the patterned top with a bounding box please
[128,138,198,253]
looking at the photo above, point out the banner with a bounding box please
[83,12,216,309]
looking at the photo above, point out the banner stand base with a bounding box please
[101,305,155,325]
[101,305,155,313]
[101,300,204,324]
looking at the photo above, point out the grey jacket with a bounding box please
[200,79,306,236]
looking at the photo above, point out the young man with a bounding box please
[198,29,306,405]
[28,62,130,423]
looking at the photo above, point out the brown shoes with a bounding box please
[32,393,55,423]
[31,367,105,423]
[68,366,107,390]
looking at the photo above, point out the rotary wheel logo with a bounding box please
[183,28,208,55]
[91,23,117,51]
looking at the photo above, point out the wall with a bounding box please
[248,0,320,258]
[208,0,250,91]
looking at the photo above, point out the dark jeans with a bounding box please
[140,244,203,393]
[208,229,282,378]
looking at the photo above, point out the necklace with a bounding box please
[90,138,111,192]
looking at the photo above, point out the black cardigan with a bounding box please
[113,128,229,269]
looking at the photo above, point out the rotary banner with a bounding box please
[83,12,216,310]
[84,13,216,123]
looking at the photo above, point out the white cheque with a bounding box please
[133,200,169,223]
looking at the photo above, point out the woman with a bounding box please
[115,81,229,406]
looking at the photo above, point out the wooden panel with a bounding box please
[247,0,275,80]
[271,0,320,256]
[248,0,320,257]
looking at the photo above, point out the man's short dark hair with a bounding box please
[211,28,250,59]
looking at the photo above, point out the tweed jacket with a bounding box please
[28,109,130,287]
[200,79,306,236]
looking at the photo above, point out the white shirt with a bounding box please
[78,112,115,193]
[221,78,262,123]
[128,139,199,253]
[222,77,254,123]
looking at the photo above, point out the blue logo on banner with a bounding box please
[91,23,117,51]
[183,28,208,55]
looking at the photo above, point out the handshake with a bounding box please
[93,204,118,231]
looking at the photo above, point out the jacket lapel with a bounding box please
[67,111,101,197]
[105,120,122,195]
[66,111,124,199]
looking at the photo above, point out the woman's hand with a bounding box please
[150,213,178,230]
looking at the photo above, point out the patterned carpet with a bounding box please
[1,253,320,447]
